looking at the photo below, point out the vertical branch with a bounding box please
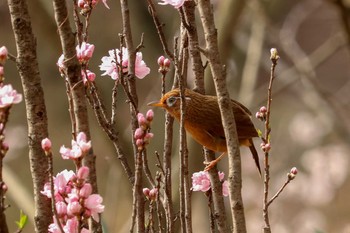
[52,0,101,231]
[197,0,246,232]
[205,150,229,232]
[7,0,51,232]
[182,1,205,93]
[262,49,279,233]
[119,0,145,231]
[178,31,192,233]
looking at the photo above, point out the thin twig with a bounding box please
[262,48,279,233]
[146,0,175,60]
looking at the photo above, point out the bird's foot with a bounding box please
[203,160,218,171]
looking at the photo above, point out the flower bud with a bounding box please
[144,133,154,144]
[0,46,8,64]
[0,67,4,77]
[67,201,82,215]
[157,56,165,66]
[56,201,67,217]
[2,142,9,152]
[146,109,154,122]
[163,58,171,68]
[134,128,144,140]
[80,183,92,198]
[288,167,298,180]
[259,106,267,113]
[149,188,158,201]
[136,139,144,151]
[290,167,298,175]
[1,183,8,193]
[255,112,262,120]
[270,48,280,61]
[143,188,150,197]
[77,166,90,180]
[137,113,147,127]
[41,138,52,152]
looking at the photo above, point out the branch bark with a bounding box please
[197,0,246,232]
[7,0,51,232]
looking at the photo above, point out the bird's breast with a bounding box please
[184,122,227,152]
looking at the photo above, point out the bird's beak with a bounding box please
[147,100,165,107]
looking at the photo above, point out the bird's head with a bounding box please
[148,89,189,118]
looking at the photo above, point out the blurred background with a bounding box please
[1,0,350,232]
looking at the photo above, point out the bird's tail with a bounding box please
[248,139,262,177]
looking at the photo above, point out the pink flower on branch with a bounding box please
[59,132,91,160]
[0,84,22,108]
[84,194,105,222]
[99,47,150,81]
[191,170,229,197]
[76,42,95,64]
[158,0,186,8]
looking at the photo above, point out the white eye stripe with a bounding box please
[166,96,191,107]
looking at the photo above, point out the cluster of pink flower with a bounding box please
[41,133,104,233]
[0,46,23,108]
[191,171,229,197]
[41,167,104,233]
[134,110,154,151]
[57,42,96,84]
[99,47,150,81]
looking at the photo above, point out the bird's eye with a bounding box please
[166,96,177,107]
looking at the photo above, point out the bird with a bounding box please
[148,88,261,175]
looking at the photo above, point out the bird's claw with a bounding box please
[203,160,217,171]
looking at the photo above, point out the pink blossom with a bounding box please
[100,47,150,80]
[0,46,8,64]
[191,171,211,192]
[158,0,186,8]
[60,145,82,159]
[59,132,91,160]
[48,222,60,233]
[41,169,75,198]
[76,132,91,153]
[41,138,52,152]
[67,200,82,215]
[76,42,95,64]
[192,171,230,196]
[0,84,22,108]
[64,218,79,233]
[84,194,105,222]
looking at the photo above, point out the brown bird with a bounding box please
[148,88,261,175]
